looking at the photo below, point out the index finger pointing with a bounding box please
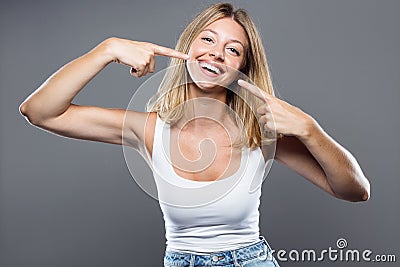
[238,79,270,102]
[152,44,189,60]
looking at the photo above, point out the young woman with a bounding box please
[19,3,370,267]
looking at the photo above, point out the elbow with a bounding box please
[355,189,370,202]
[356,176,371,202]
[361,190,370,201]
[354,191,370,202]
[19,101,36,124]
[361,182,371,201]
[334,183,371,203]
[19,101,44,126]
[19,102,28,117]
[333,172,371,202]
[334,191,370,202]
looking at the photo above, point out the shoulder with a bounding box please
[124,111,157,153]
[144,112,157,158]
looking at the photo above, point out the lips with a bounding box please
[197,60,224,76]
[186,59,237,89]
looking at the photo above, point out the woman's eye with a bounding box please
[228,48,240,56]
[201,37,213,43]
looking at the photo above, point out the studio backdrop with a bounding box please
[1,0,399,266]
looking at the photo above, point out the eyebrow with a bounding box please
[202,29,246,48]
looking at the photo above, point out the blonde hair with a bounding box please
[147,3,275,149]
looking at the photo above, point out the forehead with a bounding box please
[201,17,248,46]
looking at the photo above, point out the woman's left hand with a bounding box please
[238,79,313,138]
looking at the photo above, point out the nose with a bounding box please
[209,46,224,61]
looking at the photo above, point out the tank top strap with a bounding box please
[152,113,167,164]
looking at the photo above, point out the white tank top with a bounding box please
[151,114,266,253]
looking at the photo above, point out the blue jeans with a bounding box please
[163,236,280,267]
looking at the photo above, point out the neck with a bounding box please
[179,83,230,129]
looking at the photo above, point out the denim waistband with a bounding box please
[164,236,273,266]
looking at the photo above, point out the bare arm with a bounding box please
[275,125,370,202]
[19,37,188,146]
[20,39,111,123]
[238,79,370,202]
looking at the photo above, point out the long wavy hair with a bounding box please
[147,3,276,149]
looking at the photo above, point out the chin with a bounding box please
[193,81,225,91]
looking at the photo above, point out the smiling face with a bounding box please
[186,17,248,91]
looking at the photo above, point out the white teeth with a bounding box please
[199,61,221,74]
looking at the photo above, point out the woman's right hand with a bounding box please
[104,37,189,77]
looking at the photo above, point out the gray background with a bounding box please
[1,0,399,266]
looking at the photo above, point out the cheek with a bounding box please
[237,61,244,70]
[187,48,199,63]
[187,48,195,59]
[227,58,245,71]
[237,57,246,71]
[188,42,209,57]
